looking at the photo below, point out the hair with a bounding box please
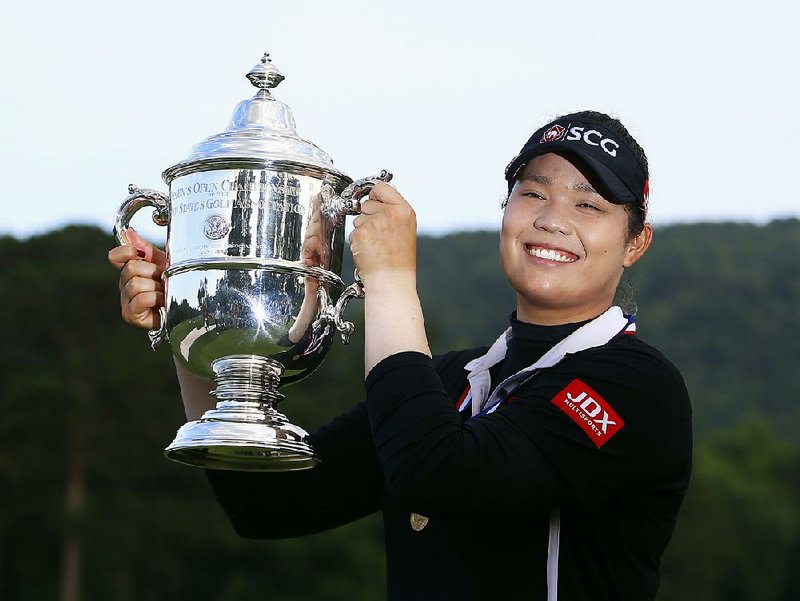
[503,110,649,242]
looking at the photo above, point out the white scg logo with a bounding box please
[566,127,619,158]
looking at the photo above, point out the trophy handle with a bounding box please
[313,269,365,344]
[317,170,392,343]
[320,169,393,224]
[113,184,170,350]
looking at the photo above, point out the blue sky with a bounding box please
[3,0,798,240]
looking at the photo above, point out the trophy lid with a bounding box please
[162,53,347,183]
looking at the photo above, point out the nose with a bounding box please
[533,200,572,235]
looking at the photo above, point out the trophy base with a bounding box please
[164,355,319,472]
[164,402,319,472]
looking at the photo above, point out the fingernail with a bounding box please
[137,249,146,258]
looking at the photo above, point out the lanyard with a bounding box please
[454,372,534,417]
[451,308,636,600]
[460,307,635,418]
[412,307,635,543]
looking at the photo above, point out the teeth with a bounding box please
[528,247,576,262]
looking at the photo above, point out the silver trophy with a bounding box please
[114,53,390,472]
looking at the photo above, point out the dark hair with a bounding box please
[504,110,648,241]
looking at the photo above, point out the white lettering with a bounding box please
[567,126,583,141]
[583,130,603,146]
[600,138,619,157]
[579,397,603,418]
[566,391,587,404]
[593,412,617,433]
[563,126,620,158]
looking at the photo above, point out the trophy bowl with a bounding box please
[114,53,390,471]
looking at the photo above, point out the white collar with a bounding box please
[463,306,631,416]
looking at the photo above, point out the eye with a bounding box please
[521,190,546,200]
[577,201,602,212]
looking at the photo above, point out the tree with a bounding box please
[658,418,800,601]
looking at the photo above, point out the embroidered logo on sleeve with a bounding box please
[551,379,624,448]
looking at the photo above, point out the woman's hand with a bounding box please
[107,228,167,330]
[349,182,417,288]
[109,229,216,419]
[348,183,431,375]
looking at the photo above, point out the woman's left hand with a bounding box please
[349,182,417,287]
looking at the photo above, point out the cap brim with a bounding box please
[508,144,638,205]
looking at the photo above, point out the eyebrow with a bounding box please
[521,174,601,196]
[572,182,600,195]
[521,174,552,185]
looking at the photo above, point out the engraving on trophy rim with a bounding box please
[166,168,322,266]
[170,196,308,217]
[169,171,309,218]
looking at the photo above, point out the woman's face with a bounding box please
[499,152,652,325]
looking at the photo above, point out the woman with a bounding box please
[110,110,692,600]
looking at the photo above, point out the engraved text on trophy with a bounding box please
[168,169,311,265]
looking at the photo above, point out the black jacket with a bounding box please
[206,321,692,600]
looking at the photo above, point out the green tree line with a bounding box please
[1,220,798,600]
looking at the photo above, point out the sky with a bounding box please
[2,0,798,241]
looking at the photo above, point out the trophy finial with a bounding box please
[247,51,284,90]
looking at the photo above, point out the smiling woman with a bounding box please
[110,110,692,601]
[500,153,652,324]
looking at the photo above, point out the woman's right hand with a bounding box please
[108,228,167,330]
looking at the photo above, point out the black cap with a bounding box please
[505,118,649,210]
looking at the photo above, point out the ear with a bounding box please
[623,223,652,268]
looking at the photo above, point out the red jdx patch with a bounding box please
[551,379,624,448]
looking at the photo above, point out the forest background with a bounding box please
[2,219,799,601]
